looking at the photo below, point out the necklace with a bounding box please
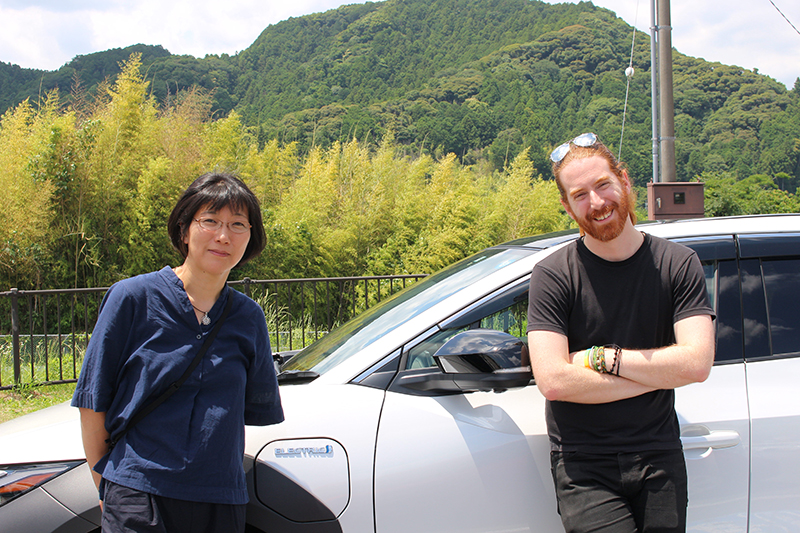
[191,303,211,325]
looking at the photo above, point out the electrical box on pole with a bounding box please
[648,0,704,220]
[647,182,705,219]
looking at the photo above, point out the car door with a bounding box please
[738,234,800,532]
[674,236,750,531]
[372,279,564,533]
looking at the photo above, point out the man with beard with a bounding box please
[527,133,715,533]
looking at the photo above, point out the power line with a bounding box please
[618,0,641,163]
[768,0,800,36]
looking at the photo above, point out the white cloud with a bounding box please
[1,0,798,87]
[590,0,800,87]
[1,0,351,69]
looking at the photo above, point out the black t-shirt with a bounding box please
[527,233,714,452]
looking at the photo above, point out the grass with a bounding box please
[0,382,77,424]
[0,335,84,424]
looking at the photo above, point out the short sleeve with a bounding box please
[672,250,716,324]
[527,260,571,336]
[71,283,135,412]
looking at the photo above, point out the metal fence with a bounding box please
[0,274,425,390]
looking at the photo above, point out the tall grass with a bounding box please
[257,291,336,353]
[0,335,87,389]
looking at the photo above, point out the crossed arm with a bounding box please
[528,314,715,404]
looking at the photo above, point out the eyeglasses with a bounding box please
[549,132,598,163]
[194,217,251,234]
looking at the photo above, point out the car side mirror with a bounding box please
[400,329,532,394]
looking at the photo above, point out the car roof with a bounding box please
[497,214,800,251]
[638,213,800,240]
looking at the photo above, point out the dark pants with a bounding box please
[102,481,247,533]
[550,449,688,533]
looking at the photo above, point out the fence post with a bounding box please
[11,288,21,385]
[242,278,251,298]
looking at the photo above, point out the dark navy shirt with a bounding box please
[72,266,284,504]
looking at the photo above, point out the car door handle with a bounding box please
[681,430,740,450]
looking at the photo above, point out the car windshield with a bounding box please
[282,247,534,375]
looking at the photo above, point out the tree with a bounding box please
[482,148,570,243]
[399,153,485,272]
[0,97,57,287]
[121,157,184,275]
[703,172,799,217]
[82,53,160,283]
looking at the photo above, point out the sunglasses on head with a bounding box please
[549,132,598,163]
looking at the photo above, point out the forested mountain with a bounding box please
[1,0,799,291]
[2,0,798,185]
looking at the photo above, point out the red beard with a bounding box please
[578,187,631,242]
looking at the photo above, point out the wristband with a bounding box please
[586,346,608,373]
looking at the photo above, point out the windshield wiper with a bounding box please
[277,370,320,384]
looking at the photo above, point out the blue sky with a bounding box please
[1,0,798,88]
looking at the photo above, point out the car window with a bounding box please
[762,258,800,357]
[701,262,716,310]
[701,259,743,363]
[738,234,800,361]
[404,281,529,370]
[404,252,745,369]
[679,237,740,363]
[740,258,771,360]
[405,328,468,369]
[479,298,528,339]
[283,247,534,374]
[738,233,800,258]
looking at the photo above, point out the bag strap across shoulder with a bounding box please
[107,290,234,450]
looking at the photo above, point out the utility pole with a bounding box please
[657,0,676,182]
[649,0,659,183]
[648,0,704,219]
[650,0,676,183]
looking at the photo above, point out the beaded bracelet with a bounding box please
[595,346,606,373]
[584,344,622,374]
[605,344,622,376]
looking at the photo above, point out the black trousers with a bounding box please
[550,449,688,533]
[102,481,247,533]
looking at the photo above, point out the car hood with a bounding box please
[0,401,85,465]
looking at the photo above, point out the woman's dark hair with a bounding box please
[168,172,266,268]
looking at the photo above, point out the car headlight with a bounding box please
[0,461,84,506]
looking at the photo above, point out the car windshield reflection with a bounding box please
[281,247,534,375]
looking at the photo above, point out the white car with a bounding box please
[2,214,799,532]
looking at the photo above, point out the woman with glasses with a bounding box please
[72,172,284,533]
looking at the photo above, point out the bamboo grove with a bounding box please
[1,54,573,291]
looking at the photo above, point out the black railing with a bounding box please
[0,274,425,390]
